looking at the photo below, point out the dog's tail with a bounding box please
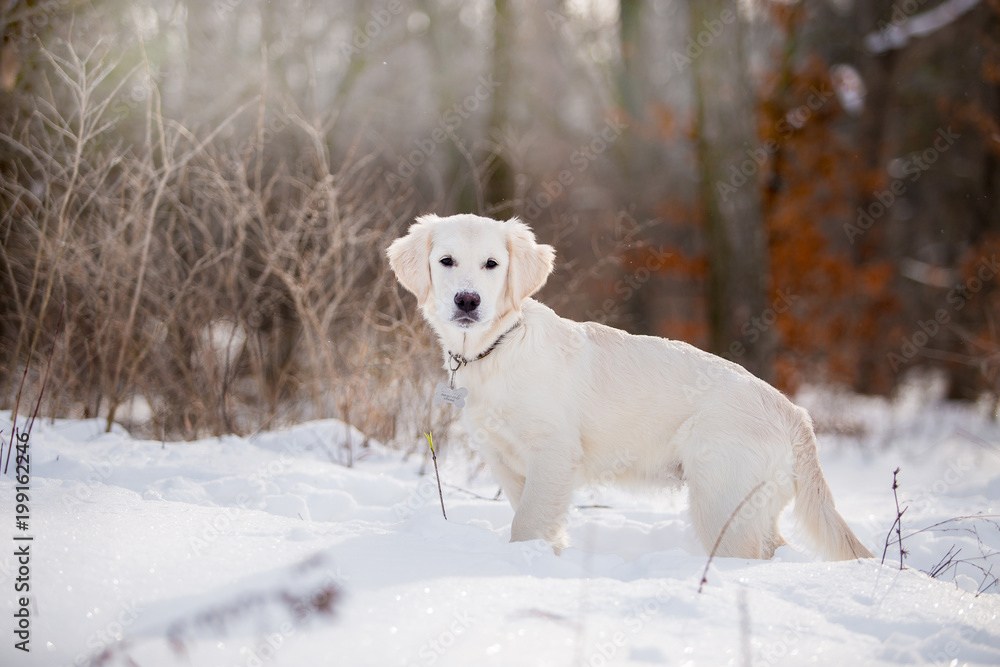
[790,412,873,561]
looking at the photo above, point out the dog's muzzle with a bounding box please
[452,291,481,326]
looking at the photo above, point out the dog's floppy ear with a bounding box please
[387,214,438,305]
[504,217,555,314]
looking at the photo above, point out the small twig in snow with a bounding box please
[441,482,502,502]
[881,467,908,570]
[28,302,64,437]
[698,481,766,593]
[424,432,447,520]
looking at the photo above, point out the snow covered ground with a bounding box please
[2,387,1000,667]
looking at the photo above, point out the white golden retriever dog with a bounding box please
[387,213,872,561]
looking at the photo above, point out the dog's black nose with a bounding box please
[455,291,480,313]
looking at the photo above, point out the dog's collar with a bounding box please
[447,320,522,372]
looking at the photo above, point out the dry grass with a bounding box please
[0,38,453,445]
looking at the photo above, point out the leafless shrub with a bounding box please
[881,468,1000,596]
[1,36,453,444]
[881,467,908,570]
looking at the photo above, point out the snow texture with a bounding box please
[2,388,999,666]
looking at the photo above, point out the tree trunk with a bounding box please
[616,0,656,204]
[618,0,644,122]
[485,0,516,216]
[689,0,774,380]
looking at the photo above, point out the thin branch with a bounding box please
[3,357,31,475]
[698,481,767,593]
[881,467,907,569]
[424,433,447,520]
[28,302,65,436]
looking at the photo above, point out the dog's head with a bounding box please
[386,213,555,332]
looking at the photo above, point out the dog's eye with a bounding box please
[440,257,454,267]
[485,259,499,269]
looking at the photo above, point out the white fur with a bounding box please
[387,213,873,560]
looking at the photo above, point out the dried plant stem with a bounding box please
[698,481,766,593]
[3,360,31,475]
[2,37,452,443]
[424,432,447,520]
[28,302,64,435]
[880,467,907,570]
[3,303,64,474]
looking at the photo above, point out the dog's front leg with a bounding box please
[510,448,579,552]
[478,446,526,511]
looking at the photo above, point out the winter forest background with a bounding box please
[1,0,998,443]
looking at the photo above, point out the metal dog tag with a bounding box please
[433,382,468,409]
